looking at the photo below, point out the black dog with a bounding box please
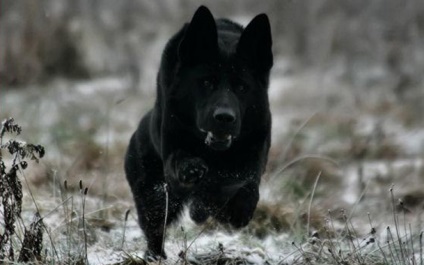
[125,6,273,260]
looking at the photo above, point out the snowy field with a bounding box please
[2,68,423,264]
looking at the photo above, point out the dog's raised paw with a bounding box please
[177,158,208,186]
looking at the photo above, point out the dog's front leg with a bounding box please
[164,150,208,194]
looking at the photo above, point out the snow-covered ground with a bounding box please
[2,54,424,263]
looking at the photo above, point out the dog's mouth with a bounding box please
[204,131,233,151]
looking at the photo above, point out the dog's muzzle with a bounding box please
[204,131,233,151]
[200,106,239,151]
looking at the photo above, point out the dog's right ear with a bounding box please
[237,14,273,73]
[178,6,219,65]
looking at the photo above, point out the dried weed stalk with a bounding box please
[0,118,45,262]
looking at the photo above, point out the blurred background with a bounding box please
[2,0,424,203]
[2,0,424,90]
[2,0,424,209]
[1,1,424,261]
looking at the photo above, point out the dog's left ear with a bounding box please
[179,6,219,65]
[237,14,273,72]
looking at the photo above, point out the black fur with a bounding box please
[125,6,273,260]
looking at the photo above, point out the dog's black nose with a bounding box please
[213,108,236,123]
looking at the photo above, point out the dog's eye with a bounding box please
[202,79,214,90]
[236,83,248,93]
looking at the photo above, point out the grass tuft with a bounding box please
[282,185,424,265]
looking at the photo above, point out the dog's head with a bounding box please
[163,6,273,151]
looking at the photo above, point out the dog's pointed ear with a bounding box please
[237,14,273,72]
[178,6,218,65]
